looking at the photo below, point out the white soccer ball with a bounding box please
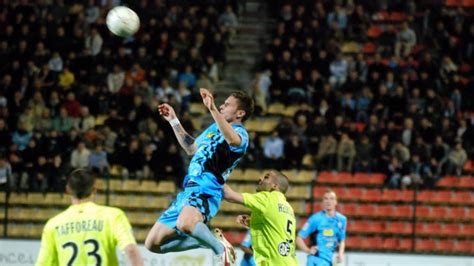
[106,6,140,38]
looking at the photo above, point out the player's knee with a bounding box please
[144,232,163,253]
[176,218,195,234]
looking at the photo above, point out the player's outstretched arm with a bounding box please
[223,184,244,204]
[124,244,144,266]
[158,103,197,155]
[200,88,242,146]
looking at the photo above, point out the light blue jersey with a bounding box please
[241,230,256,266]
[159,122,249,227]
[298,211,347,266]
[185,122,249,188]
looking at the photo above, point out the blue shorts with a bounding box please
[158,174,222,229]
[307,255,332,266]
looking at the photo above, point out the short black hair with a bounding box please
[67,169,95,199]
[231,91,254,122]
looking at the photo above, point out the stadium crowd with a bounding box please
[0,0,238,191]
[0,0,473,193]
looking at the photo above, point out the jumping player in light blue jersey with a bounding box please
[296,190,347,266]
[240,229,256,266]
[145,88,254,266]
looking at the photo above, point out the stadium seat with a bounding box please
[431,191,453,204]
[415,206,431,219]
[381,189,401,202]
[387,221,412,235]
[437,176,457,188]
[362,42,377,54]
[416,239,437,252]
[465,223,474,237]
[383,238,398,250]
[228,168,244,181]
[429,206,449,220]
[338,203,358,216]
[357,204,376,217]
[341,42,361,54]
[242,169,261,181]
[362,236,383,250]
[287,185,310,200]
[441,223,462,236]
[438,240,456,252]
[399,238,413,251]
[393,205,413,218]
[362,189,382,202]
[448,207,466,221]
[458,177,474,189]
[367,26,383,38]
[454,240,473,253]
[376,204,394,218]
[451,191,473,205]
[400,190,415,202]
[417,190,433,203]
[346,187,364,200]
[420,223,443,236]
[266,102,286,115]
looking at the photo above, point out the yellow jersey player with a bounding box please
[223,170,298,266]
[36,169,143,266]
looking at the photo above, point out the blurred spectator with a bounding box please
[107,65,125,94]
[89,143,109,175]
[284,133,306,170]
[329,53,348,88]
[395,22,417,58]
[263,131,284,170]
[12,123,33,151]
[337,133,356,172]
[315,134,337,171]
[70,142,90,169]
[0,157,12,191]
[439,142,468,177]
[85,27,103,56]
[119,139,145,179]
[386,157,404,188]
[53,107,74,133]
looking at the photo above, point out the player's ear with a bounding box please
[236,110,245,120]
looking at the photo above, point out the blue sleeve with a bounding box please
[229,125,248,153]
[241,231,252,248]
[298,214,318,239]
[339,216,347,241]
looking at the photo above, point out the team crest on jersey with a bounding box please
[278,241,290,256]
[323,229,334,236]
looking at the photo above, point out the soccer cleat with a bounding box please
[213,228,236,265]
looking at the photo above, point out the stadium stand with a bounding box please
[0,0,473,257]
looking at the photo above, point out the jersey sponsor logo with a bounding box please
[207,132,215,138]
[323,229,334,236]
[278,241,291,256]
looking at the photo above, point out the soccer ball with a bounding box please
[106,6,140,38]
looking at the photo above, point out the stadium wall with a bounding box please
[0,239,472,266]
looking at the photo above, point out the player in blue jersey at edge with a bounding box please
[240,229,256,266]
[145,88,254,266]
[296,189,347,266]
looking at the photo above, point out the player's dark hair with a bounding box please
[272,170,289,194]
[231,91,254,122]
[67,168,95,199]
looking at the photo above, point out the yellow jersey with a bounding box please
[243,191,298,266]
[36,201,136,266]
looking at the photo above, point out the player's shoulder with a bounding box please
[309,211,325,221]
[232,123,248,134]
[335,211,347,221]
